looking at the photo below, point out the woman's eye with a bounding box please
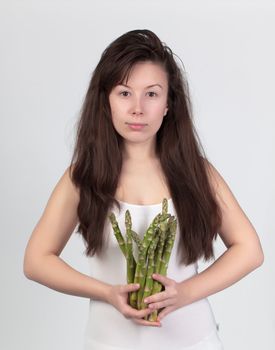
[119,91,157,97]
[119,91,130,97]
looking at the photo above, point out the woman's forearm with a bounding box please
[24,254,112,301]
[179,243,264,306]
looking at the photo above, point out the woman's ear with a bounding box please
[164,106,168,116]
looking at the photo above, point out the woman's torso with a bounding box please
[83,159,223,349]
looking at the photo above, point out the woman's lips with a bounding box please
[126,123,147,131]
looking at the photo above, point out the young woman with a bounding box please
[23,29,264,349]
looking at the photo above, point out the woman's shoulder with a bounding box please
[202,157,225,196]
[23,165,80,267]
[201,157,233,211]
[47,165,80,211]
[63,164,80,200]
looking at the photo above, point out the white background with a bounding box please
[1,0,274,349]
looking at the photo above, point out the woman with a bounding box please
[23,29,264,349]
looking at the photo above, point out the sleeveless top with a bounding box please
[83,198,223,350]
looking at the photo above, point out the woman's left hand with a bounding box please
[143,273,183,321]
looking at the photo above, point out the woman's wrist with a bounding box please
[104,284,114,304]
[178,277,196,308]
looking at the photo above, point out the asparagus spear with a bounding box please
[125,210,138,308]
[133,213,162,309]
[159,217,177,275]
[142,198,171,318]
[154,199,171,275]
[125,210,136,284]
[137,215,170,309]
[148,216,177,321]
[130,230,143,252]
[108,213,127,258]
[140,232,160,311]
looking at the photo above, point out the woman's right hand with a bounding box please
[106,283,162,327]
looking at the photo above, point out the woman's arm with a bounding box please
[180,161,264,304]
[23,167,156,324]
[23,167,111,301]
[179,161,264,306]
[144,161,264,319]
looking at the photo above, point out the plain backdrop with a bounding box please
[1,0,274,349]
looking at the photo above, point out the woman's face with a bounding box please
[109,61,169,146]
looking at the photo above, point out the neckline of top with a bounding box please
[116,197,173,207]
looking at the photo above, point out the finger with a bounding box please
[124,304,155,320]
[157,305,175,321]
[148,298,173,311]
[152,273,172,286]
[134,307,156,319]
[123,283,140,293]
[133,318,162,327]
[143,290,168,305]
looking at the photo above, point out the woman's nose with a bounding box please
[131,96,143,115]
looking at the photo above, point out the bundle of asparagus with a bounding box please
[108,198,177,322]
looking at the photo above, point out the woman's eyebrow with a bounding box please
[118,83,163,89]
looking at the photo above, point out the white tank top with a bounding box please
[83,198,223,350]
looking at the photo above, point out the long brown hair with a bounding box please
[69,29,222,265]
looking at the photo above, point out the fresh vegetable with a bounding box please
[108,198,177,321]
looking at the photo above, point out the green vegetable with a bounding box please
[109,198,177,321]
[148,215,177,321]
